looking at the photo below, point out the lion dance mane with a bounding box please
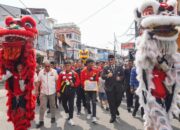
[0,16,37,130]
[135,0,180,130]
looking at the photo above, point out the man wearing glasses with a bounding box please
[102,54,124,123]
[36,60,58,128]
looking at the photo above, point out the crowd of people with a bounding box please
[34,54,147,128]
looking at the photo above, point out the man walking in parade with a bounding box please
[124,59,134,112]
[81,59,99,123]
[102,54,124,123]
[75,60,86,115]
[57,60,80,126]
[36,60,58,128]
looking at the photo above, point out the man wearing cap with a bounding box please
[102,54,124,123]
[81,58,99,123]
[57,60,80,126]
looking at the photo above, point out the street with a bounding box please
[0,85,179,130]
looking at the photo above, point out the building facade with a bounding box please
[54,23,81,60]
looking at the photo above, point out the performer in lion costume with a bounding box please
[0,16,37,130]
[134,0,180,130]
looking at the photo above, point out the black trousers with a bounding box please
[12,95,26,110]
[133,94,144,115]
[126,87,134,109]
[76,86,86,112]
[61,88,76,119]
[85,91,97,117]
[106,86,123,118]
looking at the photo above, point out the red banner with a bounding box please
[121,42,134,50]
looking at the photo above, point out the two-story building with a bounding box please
[54,23,81,60]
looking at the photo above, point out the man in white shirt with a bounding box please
[36,60,58,128]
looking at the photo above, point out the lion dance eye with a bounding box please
[25,22,33,28]
[21,16,37,33]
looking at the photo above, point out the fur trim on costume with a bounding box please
[138,0,159,14]
[135,28,178,130]
[141,15,180,28]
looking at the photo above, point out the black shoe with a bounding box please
[116,110,120,116]
[77,111,81,116]
[47,109,50,113]
[106,107,109,111]
[51,118,56,123]
[109,117,116,123]
[132,111,136,117]
[36,121,44,128]
[127,108,131,113]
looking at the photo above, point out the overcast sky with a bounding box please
[0,0,143,51]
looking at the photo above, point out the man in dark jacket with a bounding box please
[130,67,144,117]
[102,54,124,123]
[124,59,134,112]
[75,60,86,115]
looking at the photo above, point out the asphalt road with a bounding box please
[0,85,179,130]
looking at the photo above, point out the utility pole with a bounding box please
[114,32,117,58]
[72,43,75,61]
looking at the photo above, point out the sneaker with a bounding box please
[36,121,44,128]
[109,117,116,123]
[87,114,91,119]
[127,108,131,113]
[51,118,56,123]
[68,119,75,126]
[92,117,97,123]
[132,111,136,117]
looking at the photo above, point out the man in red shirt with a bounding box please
[57,60,80,126]
[81,59,99,123]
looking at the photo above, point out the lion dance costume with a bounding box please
[0,16,37,130]
[134,0,180,130]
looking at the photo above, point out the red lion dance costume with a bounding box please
[0,16,37,130]
[134,0,180,130]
